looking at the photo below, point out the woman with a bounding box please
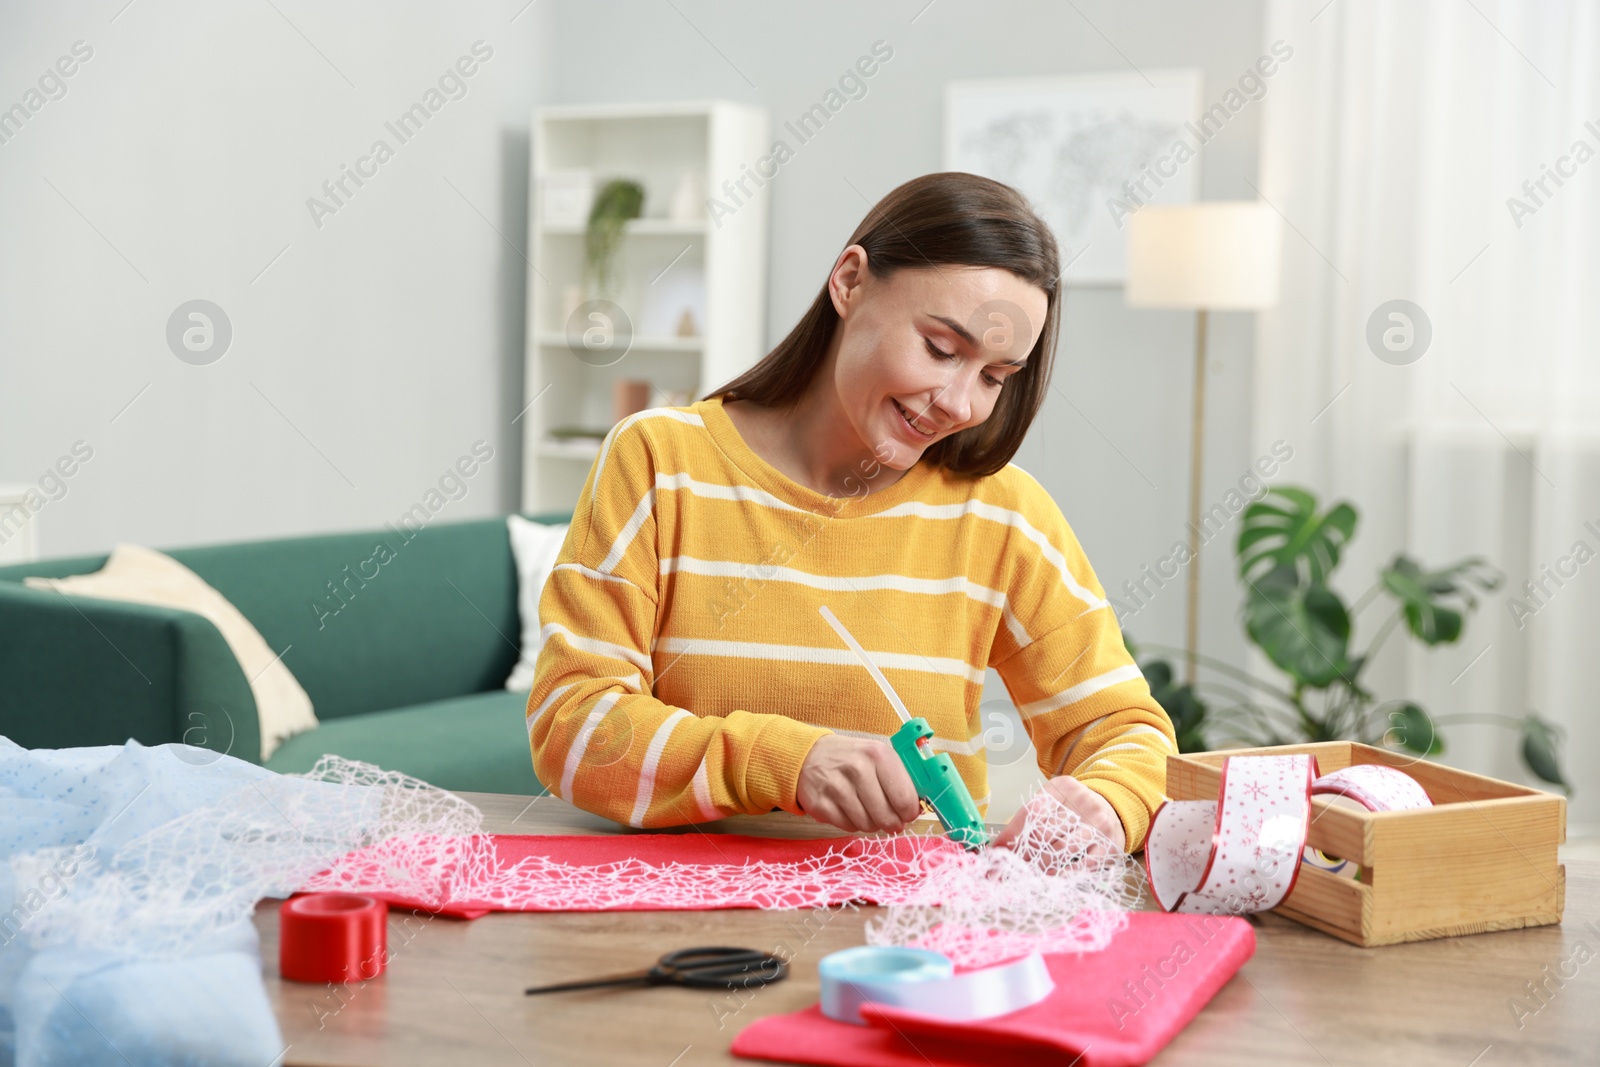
[527,172,1176,855]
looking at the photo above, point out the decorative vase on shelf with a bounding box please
[542,169,594,227]
[638,264,704,338]
[613,379,653,423]
[669,170,707,222]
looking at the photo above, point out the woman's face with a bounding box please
[826,245,1049,469]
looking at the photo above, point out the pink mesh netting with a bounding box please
[301,829,955,915]
[290,758,1142,966]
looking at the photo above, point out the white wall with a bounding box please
[0,0,551,557]
[2,0,1268,689]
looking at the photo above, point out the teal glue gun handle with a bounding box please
[890,718,988,851]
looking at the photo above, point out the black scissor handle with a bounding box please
[653,946,788,989]
[525,946,788,996]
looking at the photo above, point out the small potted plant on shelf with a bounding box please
[584,177,645,302]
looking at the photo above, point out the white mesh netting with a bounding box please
[13,754,1142,969]
[864,786,1144,967]
[12,755,485,959]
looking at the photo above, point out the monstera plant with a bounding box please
[1128,486,1569,791]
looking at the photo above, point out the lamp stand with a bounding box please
[1185,308,1208,687]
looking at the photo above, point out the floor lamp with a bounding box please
[1124,202,1281,686]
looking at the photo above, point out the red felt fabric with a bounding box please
[730,911,1255,1067]
[327,832,951,919]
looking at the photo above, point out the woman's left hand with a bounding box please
[989,774,1126,859]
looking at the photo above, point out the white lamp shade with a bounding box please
[1125,202,1282,310]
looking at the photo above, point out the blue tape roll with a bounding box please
[818,946,1053,1026]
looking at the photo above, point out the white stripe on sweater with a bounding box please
[552,562,645,590]
[629,709,693,827]
[654,471,809,512]
[591,408,702,500]
[1094,741,1165,757]
[560,692,623,801]
[1019,664,1144,720]
[689,756,720,821]
[870,498,1109,614]
[827,726,987,757]
[665,554,1012,602]
[658,556,1034,647]
[540,622,653,674]
[526,682,578,741]
[1001,605,1034,649]
[1107,724,1175,751]
[650,635,985,685]
[597,487,657,574]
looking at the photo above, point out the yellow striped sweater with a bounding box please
[525,394,1177,851]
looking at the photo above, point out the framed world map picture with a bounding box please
[945,69,1204,286]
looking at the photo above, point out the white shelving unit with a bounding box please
[520,100,771,513]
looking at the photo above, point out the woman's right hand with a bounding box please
[796,733,924,834]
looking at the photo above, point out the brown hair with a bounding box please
[704,171,1061,478]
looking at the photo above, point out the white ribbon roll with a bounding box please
[1302,763,1433,877]
[1146,753,1317,915]
[1147,756,1434,909]
[1312,763,1432,812]
[817,946,1054,1025]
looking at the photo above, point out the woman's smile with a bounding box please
[891,397,938,439]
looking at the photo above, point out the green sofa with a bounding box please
[0,512,573,795]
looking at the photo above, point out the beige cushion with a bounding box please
[24,544,317,759]
[504,515,572,691]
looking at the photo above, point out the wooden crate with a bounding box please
[1164,741,1567,947]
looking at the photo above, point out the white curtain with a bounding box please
[1254,0,1600,820]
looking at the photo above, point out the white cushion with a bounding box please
[504,515,571,692]
[24,544,318,759]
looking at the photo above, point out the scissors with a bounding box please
[524,946,788,995]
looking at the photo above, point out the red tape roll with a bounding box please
[279,891,388,984]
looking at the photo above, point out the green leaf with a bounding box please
[1141,657,1173,692]
[1137,654,1208,753]
[1383,701,1443,756]
[1237,486,1358,586]
[1379,554,1502,646]
[1340,654,1371,694]
[1243,565,1353,687]
[1521,714,1570,791]
[1168,693,1208,753]
[1158,685,1208,754]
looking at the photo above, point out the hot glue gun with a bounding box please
[817,605,991,852]
[889,717,989,850]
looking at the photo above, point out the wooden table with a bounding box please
[257,791,1599,1066]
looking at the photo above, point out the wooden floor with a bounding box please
[255,790,1600,1066]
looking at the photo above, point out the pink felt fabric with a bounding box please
[730,910,1256,1067]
